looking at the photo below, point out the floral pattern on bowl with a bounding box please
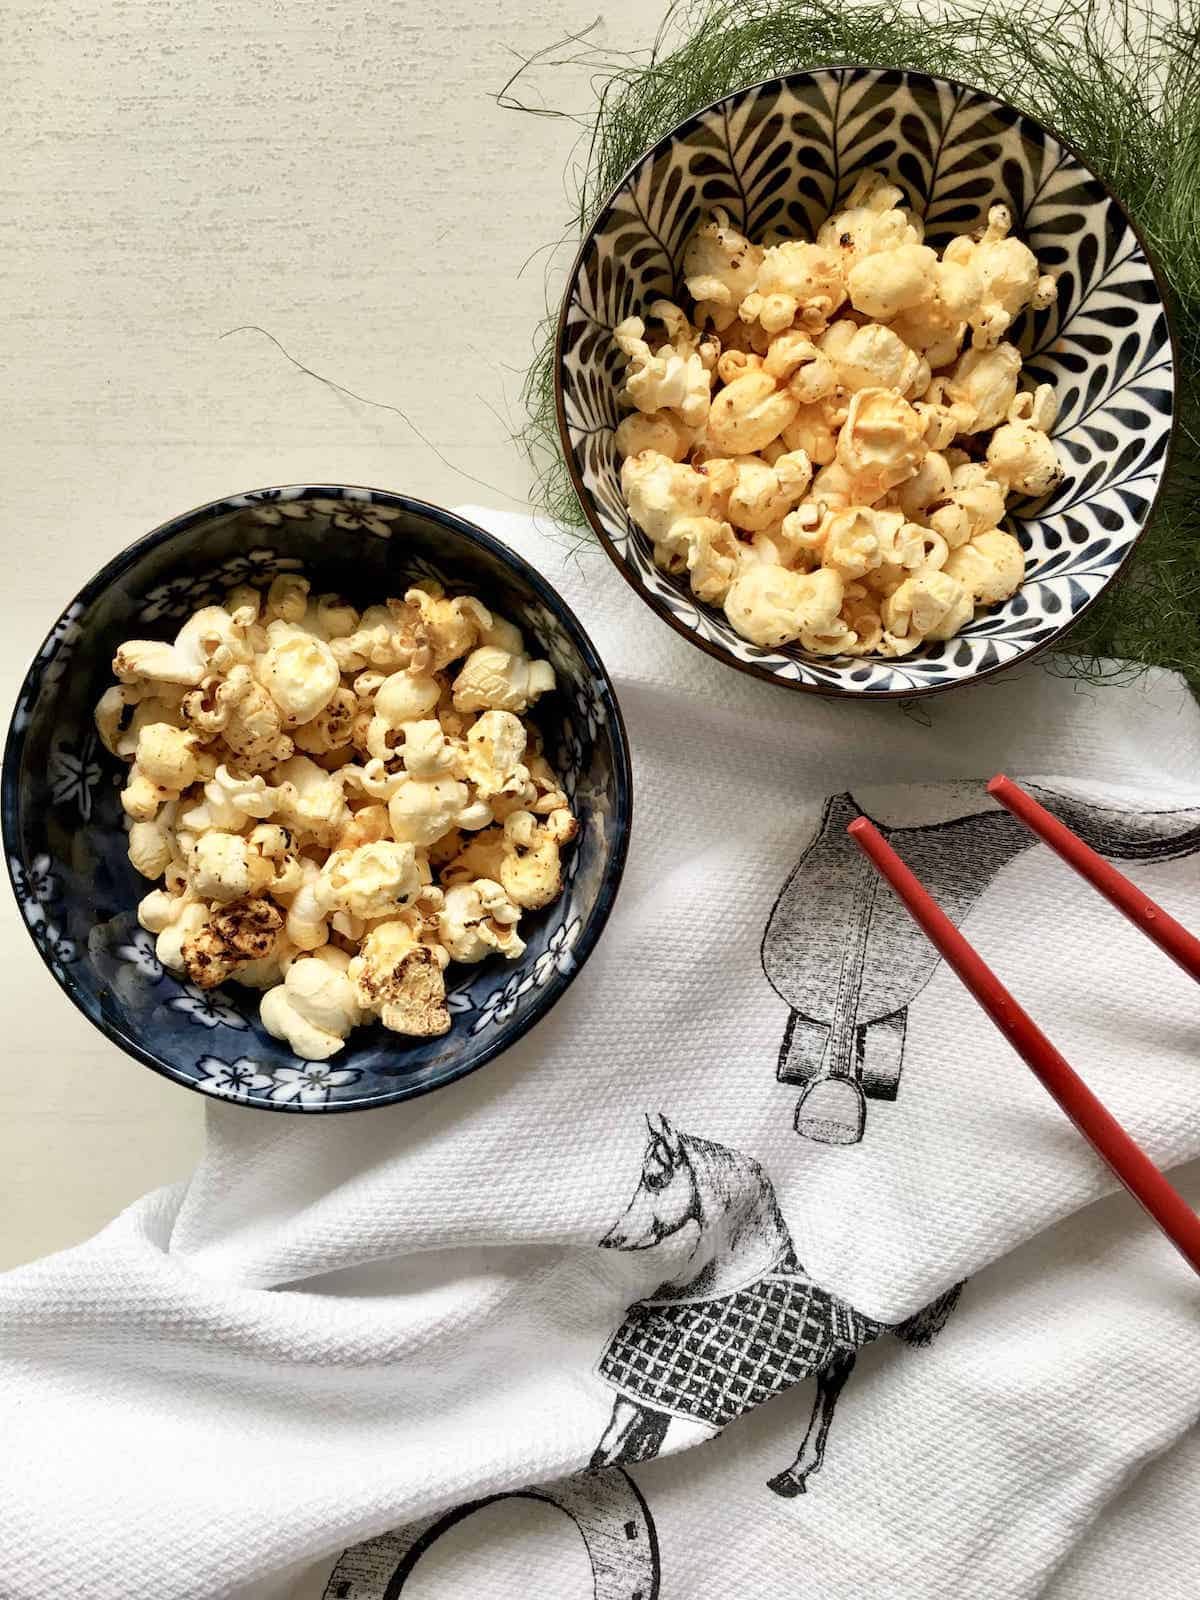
[3,487,631,1111]
[555,66,1175,697]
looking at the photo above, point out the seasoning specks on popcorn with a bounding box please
[615,172,1064,657]
[96,575,577,1060]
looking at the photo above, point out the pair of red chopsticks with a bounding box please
[849,775,1200,1276]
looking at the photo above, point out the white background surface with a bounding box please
[1,0,659,1268]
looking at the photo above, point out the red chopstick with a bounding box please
[848,815,1200,1277]
[987,774,1200,984]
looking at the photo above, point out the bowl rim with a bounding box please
[2,483,634,1113]
[554,62,1179,701]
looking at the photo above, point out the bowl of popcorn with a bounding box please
[2,487,631,1111]
[556,67,1175,696]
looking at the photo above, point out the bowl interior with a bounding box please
[3,488,630,1111]
[558,66,1175,696]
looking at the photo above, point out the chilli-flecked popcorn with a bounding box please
[613,173,1063,656]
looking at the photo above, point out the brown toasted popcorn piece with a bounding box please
[183,895,283,989]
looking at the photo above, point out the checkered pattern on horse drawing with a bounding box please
[598,1246,886,1428]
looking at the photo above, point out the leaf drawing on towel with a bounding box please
[592,1115,963,1499]
[318,1468,659,1599]
[762,788,1200,1146]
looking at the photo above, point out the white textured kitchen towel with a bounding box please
[2,508,1199,1600]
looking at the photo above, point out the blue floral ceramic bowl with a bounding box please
[2,487,631,1112]
[556,66,1176,697]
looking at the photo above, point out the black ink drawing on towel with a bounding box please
[762,789,1200,1146]
[320,1468,659,1600]
[592,1115,960,1497]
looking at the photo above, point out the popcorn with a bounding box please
[292,687,358,755]
[113,605,253,688]
[182,666,294,770]
[264,573,310,625]
[762,332,837,403]
[500,809,579,910]
[726,452,813,532]
[944,204,1057,346]
[179,764,278,833]
[127,815,176,880]
[683,210,763,330]
[705,371,800,455]
[462,711,529,799]
[928,463,1009,549]
[333,802,392,854]
[610,171,1063,656]
[349,915,451,1038]
[835,388,926,501]
[821,506,932,581]
[438,879,525,963]
[816,173,924,265]
[655,516,741,605]
[939,342,1022,432]
[247,823,303,896]
[319,840,422,921]
[388,776,483,848]
[614,410,695,462]
[256,621,341,726]
[284,858,330,953]
[405,585,489,672]
[120,724,203,821]
[155,901,211,976]
[621,451,727,541]
[740,241,847,335]
[1008,383,1058,433]
[892,451,954,519]
[839,587,886,657]
[846,243,938,321]
[986,421,1064,498]
[781,395,847,467]
[943,529,1027,604]
[398,720,457,781]
[189,832,275,903]
[819,321,928,398]
[236,937,298,992]
[181,895,283,989]
[451,646,555,715]
[365,670,442,761]
[722,564,844,648]
[614,306,712,428]
[261,948,362,1061]
[329,600,426,674]
[94,686,130,756]
[889,260,981,368]
[882,570,974,645]
[137,881,196,936]
[271,754,350,846]
[98,570,578,1057]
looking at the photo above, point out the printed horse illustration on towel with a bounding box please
[762,788,1200,1146]
[591,1115,960,1497]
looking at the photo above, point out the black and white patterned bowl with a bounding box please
[555,67,1176,697]
[1,487,631,1111]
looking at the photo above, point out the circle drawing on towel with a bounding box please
[320,1471,659,1600]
